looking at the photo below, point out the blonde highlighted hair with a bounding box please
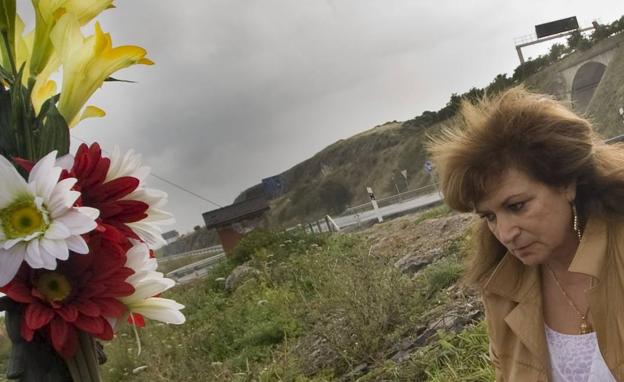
[428,86,624,286]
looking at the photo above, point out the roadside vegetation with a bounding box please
[99,209,491,381]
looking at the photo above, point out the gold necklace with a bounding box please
[545,264,593,334]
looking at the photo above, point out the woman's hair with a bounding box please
[428,86,624,286]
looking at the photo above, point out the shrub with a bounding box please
[231,229,279,265]
[318,178,352,215]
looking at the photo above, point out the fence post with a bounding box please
[325,216,332,232]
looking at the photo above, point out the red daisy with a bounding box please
[0,246,135,358]
[70,143,150,249]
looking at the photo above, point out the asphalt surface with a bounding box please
[334,192,442,229]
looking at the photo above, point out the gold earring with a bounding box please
[572,203,582,241]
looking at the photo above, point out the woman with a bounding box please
[428,86,624,381]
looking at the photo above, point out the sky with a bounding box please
[17,1,624,236]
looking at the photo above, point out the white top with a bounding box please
[545,324,617,382]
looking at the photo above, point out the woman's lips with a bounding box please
[513,242,534,255]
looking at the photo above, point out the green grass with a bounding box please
[0,229,487,381]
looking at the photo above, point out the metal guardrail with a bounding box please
[340,183,438,217]
[285,215,339,234]
[158,244,223,263]
[166,252,226,279]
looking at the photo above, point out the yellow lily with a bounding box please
[30,0,114,77]
[50,13,152,127]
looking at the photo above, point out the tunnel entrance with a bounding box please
[571,61,606,112]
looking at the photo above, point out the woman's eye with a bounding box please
[508,202,525,212]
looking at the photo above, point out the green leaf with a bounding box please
[35,93,61,125]
[0,61,13,82]
[0,1,16,75]
[0,0,15,33]
[9,65,33,160]
[0,83,16,158]
[36,101,70,158]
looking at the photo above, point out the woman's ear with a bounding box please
[563,180,577,203]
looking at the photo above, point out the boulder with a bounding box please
[224,265,260,292]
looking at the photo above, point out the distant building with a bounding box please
[202,196,270,254]
[162,230,180,244]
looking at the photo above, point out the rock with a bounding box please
[225,265,260,292]
[394,254,431,276]
[394,248,444,276]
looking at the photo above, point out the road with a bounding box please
[334,192,442,229]
[166,192,444,284]
[167,253,226,284]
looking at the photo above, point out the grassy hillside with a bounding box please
[265,120,447,228]
[239,30,624,229]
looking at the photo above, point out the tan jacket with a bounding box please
[482,217,624,381]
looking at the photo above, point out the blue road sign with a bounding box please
[424,160,433,174]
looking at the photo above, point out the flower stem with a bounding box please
[65,332,102,382]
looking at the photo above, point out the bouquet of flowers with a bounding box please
[0,1,185,380]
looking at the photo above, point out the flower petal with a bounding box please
[125,278,174,301]
[65,235,89,254]
[55,208,98,235]
[47,177,79,216]
[0,246,25,287]
[28,151,61,201]
[25,303,54,330]
[130,297,185,324]
[44,221,71,240]
[39,238,69,262]
[0,155,29,207]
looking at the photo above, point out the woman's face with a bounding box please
[475,168,578,266]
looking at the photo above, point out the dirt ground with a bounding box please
[356,208,476,263]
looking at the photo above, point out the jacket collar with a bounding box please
[483,253,549,370]
[568,217,608,281]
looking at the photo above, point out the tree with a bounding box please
[567,30,591,51]
[591,22,611,42]
[548,43,567,62]
[319,178,352,214]
[486,74,514,96]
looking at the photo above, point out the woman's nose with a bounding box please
[496,216,521,245]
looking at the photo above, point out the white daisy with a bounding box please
[119,242,185,325]
[0,151,99,286]
[106,147,174,249]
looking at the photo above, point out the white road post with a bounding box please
[400,169,408,189]
[367,187,384,223]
